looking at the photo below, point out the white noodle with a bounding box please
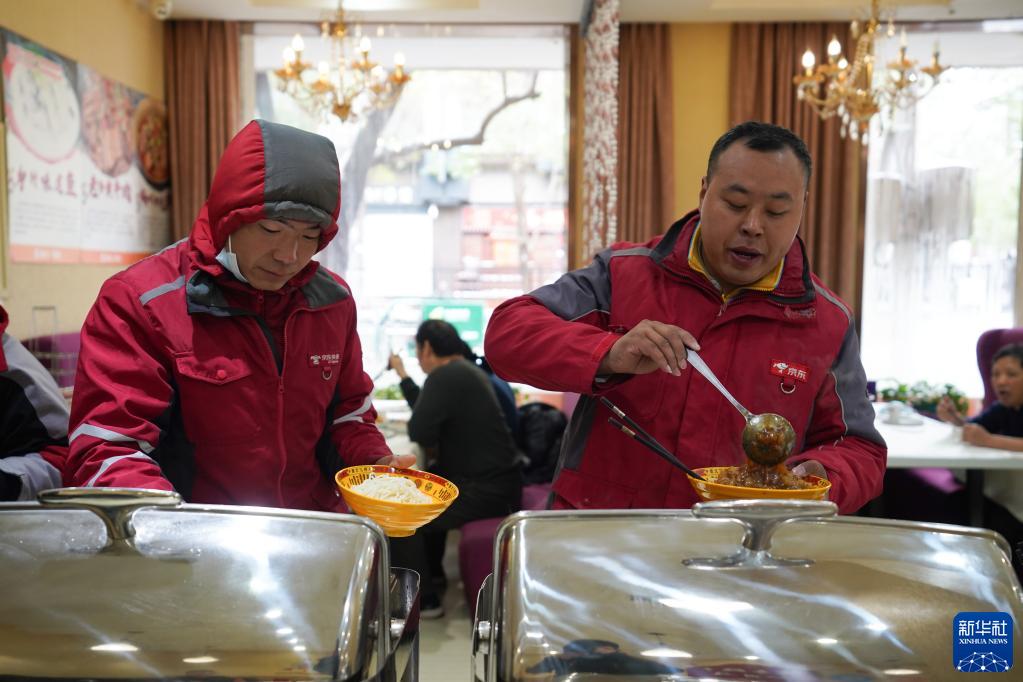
[352,475,433,504]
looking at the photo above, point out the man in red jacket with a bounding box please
[65,120,411,511]
[485,121,886,514]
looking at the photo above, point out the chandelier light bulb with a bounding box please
[899,28,908,48]
[838,57,849,70]
[801,49,816,70]
[827,36,842,58]
[276,5,412,123]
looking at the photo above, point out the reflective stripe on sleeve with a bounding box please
[332,394,374,425]
[83,452,158,487]
[70,423,155,454]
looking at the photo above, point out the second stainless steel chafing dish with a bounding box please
[473,499,1023,681]
[0,488,419,681]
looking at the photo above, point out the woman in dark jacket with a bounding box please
[387,320,521,617]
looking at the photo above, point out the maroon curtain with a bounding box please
[165,21,242,241]
[730,22,867,316]
[617,23,675,243]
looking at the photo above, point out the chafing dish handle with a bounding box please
[686,499,837,568]
[37,487,183,549]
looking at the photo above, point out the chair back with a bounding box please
[977,328,1023,408]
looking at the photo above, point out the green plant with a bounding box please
[374,384,404,400]
[878,380,968,415]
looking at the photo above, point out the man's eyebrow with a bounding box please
[724,184,793,202]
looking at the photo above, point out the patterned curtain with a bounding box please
[580,0,620,262]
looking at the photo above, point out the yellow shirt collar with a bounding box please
[687,223,784,299]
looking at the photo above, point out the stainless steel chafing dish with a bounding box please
[472,500,1023,681]
[0,488,419,681]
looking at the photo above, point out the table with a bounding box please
[874,405,1023,526]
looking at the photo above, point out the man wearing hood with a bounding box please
[64,120,411,510]
[0,305,67,500]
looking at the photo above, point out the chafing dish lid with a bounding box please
[0,490,384,679]
[488,504,1022,681]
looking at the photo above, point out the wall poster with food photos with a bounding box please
[0,28,170,265]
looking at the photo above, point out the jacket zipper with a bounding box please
[275,301,293,507]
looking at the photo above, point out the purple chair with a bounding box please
[977,328,1023,409]
[22,332,80,388]
[459,482,551,619]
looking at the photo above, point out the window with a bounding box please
[860,26,1023,398]
[246,24,569,382]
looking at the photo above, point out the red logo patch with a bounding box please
[308,352,341,368]
[770,359,810,383]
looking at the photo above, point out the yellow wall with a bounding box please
[670,23,731,217]
[0,0,165,338]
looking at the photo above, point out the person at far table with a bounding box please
[937,342,1023,575]
[484,121,887,514]
[64,120,412,511]
[388,327,518,439]
[0,304,67,500]
[387,319,522,619]
[938,343,1023,451]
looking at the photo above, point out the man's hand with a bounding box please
[598,320,700,376]
[388,353,409,380]
[936,395,965,426]
[375,453,417,468]
[962,423,992,447]
[791,459,828,480]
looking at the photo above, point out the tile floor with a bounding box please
[417,530,474,682]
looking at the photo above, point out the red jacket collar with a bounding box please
[650,210,815,304]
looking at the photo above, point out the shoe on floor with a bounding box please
[420,594,445,619]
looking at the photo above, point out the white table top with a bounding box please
[874,404,1023,470]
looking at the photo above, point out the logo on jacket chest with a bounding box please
[770,359,809,382]
[770,359,810,395]
[309,352,341,379]
[309,352,341,368]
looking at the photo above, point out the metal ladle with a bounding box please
[686,350,796,465]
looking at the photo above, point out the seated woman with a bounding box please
[937,342,1023,576]
[387,320,522,618]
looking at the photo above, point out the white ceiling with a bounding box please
[160,0,1023,24]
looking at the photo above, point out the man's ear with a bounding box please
[698,176,709,204]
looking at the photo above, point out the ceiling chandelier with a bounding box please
[273,4,411,123]
[793,0,948,145]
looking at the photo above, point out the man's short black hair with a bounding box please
[706,121,812,185]
[994,343,1023,369]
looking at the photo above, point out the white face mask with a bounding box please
[215,235,249,284]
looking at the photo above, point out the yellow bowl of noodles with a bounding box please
[335,465,459,537]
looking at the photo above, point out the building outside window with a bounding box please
[860,25,1023,400]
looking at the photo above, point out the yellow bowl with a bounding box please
[335,465,459,537]
[687,466,831,502]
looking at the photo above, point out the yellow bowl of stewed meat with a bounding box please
[687,464,831,502]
